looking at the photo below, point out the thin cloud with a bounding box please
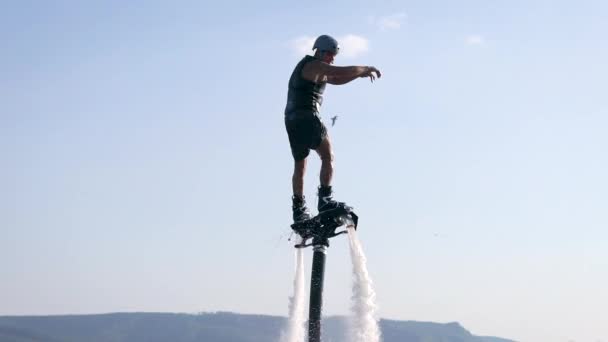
[289,34,369,58]
[370,12,407,31]
[290,36,316,56]
[339,34,369,58]
[466,35,485,45]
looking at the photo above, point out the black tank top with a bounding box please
[284,55,326,116]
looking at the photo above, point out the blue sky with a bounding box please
[2,1,607,341]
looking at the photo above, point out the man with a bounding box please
[284,34,381,223]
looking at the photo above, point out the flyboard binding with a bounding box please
[290,203,358,248]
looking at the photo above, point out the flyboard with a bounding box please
[290,203,358,248]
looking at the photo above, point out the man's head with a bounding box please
[313,35,339,64]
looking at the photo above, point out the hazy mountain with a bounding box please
[0,312,516,342]
[475,337,515,342]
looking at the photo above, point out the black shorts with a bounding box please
[285,112,328,161]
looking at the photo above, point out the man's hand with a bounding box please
[361,66,382,82]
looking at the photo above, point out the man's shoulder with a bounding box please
[299,55,318,66]
[301,57,329,72]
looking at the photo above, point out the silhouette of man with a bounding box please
[284,34,381,222]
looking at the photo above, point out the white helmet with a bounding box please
[312,35,340,55]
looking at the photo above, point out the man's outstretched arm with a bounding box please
[327,66,381,85]
[302,61,381,84]
[326,74,361,85]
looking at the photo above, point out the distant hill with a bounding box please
[0,312,516,342]
[476,337,515,342]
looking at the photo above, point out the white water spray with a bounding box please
[347,227,382,342]
[280,241,307,342]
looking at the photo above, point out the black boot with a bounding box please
[292,195,312,222]
[317,185,346,212]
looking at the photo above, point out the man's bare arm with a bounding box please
[327,66,382,84]
[326,74,361,85]
[301,61,369,83]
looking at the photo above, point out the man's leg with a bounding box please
[292,158,307,197]
[291,157,312,222]
[315,136,344,211]
[286,114,313,222]
[315,136,334,187]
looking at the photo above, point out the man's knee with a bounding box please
[316,138,334,162]
[320,151,334,164]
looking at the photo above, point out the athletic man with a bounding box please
[284,34,381,222]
